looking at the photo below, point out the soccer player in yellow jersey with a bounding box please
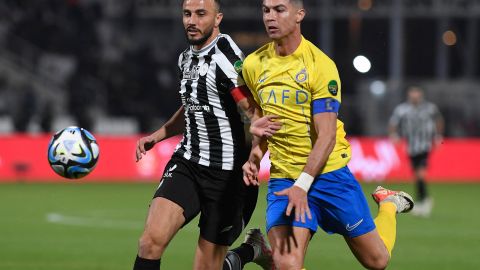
[242,0,415,269]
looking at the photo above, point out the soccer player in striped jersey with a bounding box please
[132,1,280,269]
[389,86,444,217]
[242,0,415,269]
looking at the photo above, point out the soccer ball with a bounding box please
[47,126,100,179]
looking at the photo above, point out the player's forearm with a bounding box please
[151,106,185,143]
[237,96,261,123]
[293,133,335,192]
[295,113,336,192]
[248,135,267,162]
[303,132,336,177]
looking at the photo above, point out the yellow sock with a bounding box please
[374,202,397,256]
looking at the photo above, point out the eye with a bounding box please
[183,11,191,17]
[262,7,269,13]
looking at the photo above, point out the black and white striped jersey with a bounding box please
[389,101,441,156]
[173,34,247,170]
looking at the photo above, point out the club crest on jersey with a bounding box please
[183,66,200,80]
[328,80,338,96]
[295,68,308,83]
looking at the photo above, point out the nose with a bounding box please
[264,10,275,21]
[187,13,198,25]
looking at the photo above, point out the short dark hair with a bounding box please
[214,0,221,11]
[182,0,221,12]
[290,0,304,8]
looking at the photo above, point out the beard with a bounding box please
[185,26,214,46]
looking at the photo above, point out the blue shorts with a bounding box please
[266,166,376,238]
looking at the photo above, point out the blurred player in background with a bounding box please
[132,0,279,269]
[389,86,444,217]
[241,0,415,269]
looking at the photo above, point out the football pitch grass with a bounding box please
[1,182,479,270]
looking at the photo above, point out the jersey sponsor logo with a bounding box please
[186,104,211,113]
[163,164,177,179]
[259,88,309,105]
[295,68,308,83]
[345,219,363,232]
[328,80,339,96]
[180,95,212,113]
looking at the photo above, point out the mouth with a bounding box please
[187,27,200,35]
[267,26,279,33]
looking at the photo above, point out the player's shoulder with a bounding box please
[303,38,337,68]
[216,34,242,54]
[177,48,191,67]
[244,42,272,67]
[395,102,412,113]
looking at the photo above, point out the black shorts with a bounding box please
[153,155,258,246]
[409,152,430,169]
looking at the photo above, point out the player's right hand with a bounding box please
[250,115,282,138]
[242,159,260,186]
[135,135,156,162]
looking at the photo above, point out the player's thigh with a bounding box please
[197,166,246,246]
[268,225,311,265]
[344,229,389,266]
[153,156,201,224]
[310,167,375,238]
[266,178,319,233]
[142,197,186,243]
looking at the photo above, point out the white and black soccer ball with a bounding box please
[47,126,100,179]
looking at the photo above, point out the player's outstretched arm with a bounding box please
[135,106,185,162]
[249,115,282,138]
[235,89,282,137]
[242,135,268,186]
[275,112,337,223]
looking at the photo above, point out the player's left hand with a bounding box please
[242,160,260,186]
[274,186,312,223]
[250,115,282,138]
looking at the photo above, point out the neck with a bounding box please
[193,29,220,51]
[274,30,302,56]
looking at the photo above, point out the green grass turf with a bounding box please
[0,182,479,269]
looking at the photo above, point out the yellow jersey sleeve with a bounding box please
[310,55,342,104]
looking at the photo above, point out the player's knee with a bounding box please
[138,233,168,259]
[361,253,389,270]
[272,251,303,270]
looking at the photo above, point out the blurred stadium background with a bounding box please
[1,0,480,269]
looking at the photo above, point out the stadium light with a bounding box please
[370,80,387,97]
[353,55,371,73]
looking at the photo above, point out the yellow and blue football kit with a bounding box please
[243,36,376,238]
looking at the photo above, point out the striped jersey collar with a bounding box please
[190,33,222,54]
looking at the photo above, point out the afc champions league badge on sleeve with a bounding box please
[295,68,308,83]
[328,80,338,96]
[234,60,243,73]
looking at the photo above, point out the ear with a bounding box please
[296,8,305,24]
[215,12,223,28]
